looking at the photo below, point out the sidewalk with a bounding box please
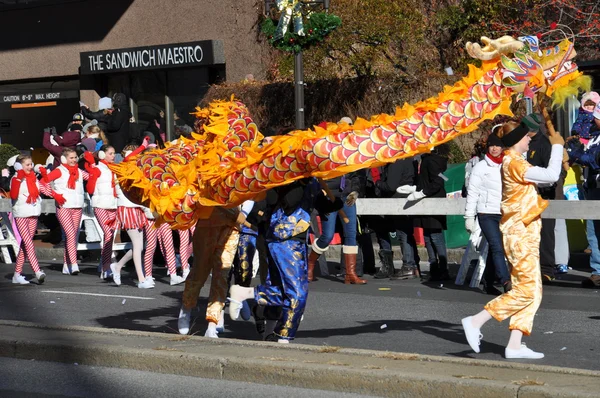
[0,320,597,397]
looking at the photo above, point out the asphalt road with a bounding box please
[0,259,598,371]
[0,357,375,398]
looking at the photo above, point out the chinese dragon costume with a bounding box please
[112,34,590,229]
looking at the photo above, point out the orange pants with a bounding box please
[182,223,240,324]
[485,218,542,336]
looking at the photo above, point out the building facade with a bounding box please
[0,0,267,154]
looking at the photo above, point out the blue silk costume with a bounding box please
[234,225,258,287]
[254,178,341,340]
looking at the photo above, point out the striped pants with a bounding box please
[56,208,82,266]
[144,220,177,277]
[178,229,193,267]
[94,208,117,272]
[14,217,41,274]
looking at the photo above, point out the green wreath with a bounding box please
[261,12,341,53]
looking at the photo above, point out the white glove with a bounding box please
[465,217,476,233]
[396,185,417,195]
[407,190,425,201]
[346,191,359,206]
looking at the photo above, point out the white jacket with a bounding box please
[11,177,42,218]
[116,183,142,208]
[52,165,84,208]
[91,162,118,210]
[465,154,502,217]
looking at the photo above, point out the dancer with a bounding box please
[229,178,342,343]
[42,148,88,275]
[177,229,193,275]
[84,146,118,280]
[10,156,55,284]
[142,208,186,286]
[461,118,564,359]
[177,204,249,338]
[110,139,153,288]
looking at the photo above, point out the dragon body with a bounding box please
[112,35,590,229]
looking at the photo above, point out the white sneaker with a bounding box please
[110,263,121,286]
[278,339,290,344]
[205,327,219,338]
[62,264,71,275]
[461,316,482,353]
[70,264,80,275]
[228,285,246,321]
[35,271,46,284]
[178,308,191,335]
[170,274,185,286]
[505,344,544,359]
[138,279,155,289]
[12,273,30,285]
[182,267,190,280]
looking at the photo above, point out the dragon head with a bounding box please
[466,34,591,106]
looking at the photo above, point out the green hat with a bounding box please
[521,113,542,133]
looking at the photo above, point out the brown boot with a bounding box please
[307,250,320,282]
[343,246,367,285]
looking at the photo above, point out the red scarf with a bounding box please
[63,163,80,189]
[23,171,39,204]
[487,153,504,165]
[100,160,117,197]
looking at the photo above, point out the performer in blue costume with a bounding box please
[228,178,342,342]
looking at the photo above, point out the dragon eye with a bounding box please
[544,70,553,78]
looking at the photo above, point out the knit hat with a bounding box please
[500,122,529,148]
[339,117,353,125]
[98,97,112,110]
[581,91,600,106]
[521,113,542,133]
[487,133,503,148]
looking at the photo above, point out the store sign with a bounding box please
[80,40,225,74]
[0,91,77,103]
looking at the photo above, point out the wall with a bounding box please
[0,0,267,83]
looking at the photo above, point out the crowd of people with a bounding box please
[4,91,600,355]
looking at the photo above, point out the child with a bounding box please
[571,91,600,145]
[42,148,88,275]
[84,146,118,279]
[228,179,342,343]
[110,140,153,288]
[10,156,56,284]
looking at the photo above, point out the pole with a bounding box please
[294,51,305,130]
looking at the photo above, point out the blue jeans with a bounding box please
[588,220,600,275]
[315,197,357,248]
[478,213,510,284]
[423,229,447,269]
[374,217,419,266]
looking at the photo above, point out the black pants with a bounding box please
[540,218,556,277]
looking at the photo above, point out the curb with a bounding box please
[0,320,597,397]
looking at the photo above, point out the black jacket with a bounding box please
[527,132,556,199]
[80,107,110,133]
[324,170,367,199]
[376,158,417,198]
[414,153,447,230]
[105,94,131,153]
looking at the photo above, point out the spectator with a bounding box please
[81,122,108,152]
[523,113,559,282]
[405,144,450,281]
[80,97,112,134]
[42,113,84,169]
[464,127,511,295]
[373,157,420,280]
[105,93,132,159]
[571,91,600,145]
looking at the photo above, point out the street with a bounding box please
[0,259,598,371]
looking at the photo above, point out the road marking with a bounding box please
[41,291,155,300]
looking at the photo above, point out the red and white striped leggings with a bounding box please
[15,217,41,274]
[56,207,82,266]
[178,228,194,267]
[144,220,177,277]
[94,208,117,272]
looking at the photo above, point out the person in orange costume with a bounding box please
[461,117,565,359]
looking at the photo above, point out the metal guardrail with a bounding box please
[0,198,597,220]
